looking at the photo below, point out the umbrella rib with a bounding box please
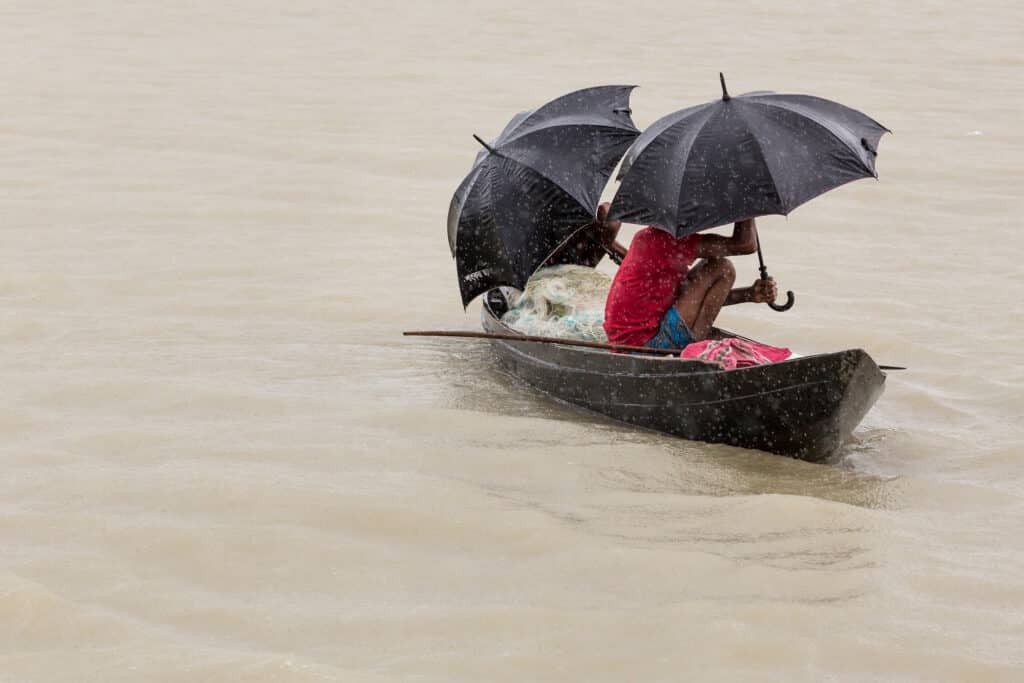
[617,102,715,180]
[497,137,618,215]
[732,105,789,214]
[509,159,594,266]
[457,163,506,307]
[503,118,640,147]
[448,164,485,255]
[743,99,877,178]
[455,159,512,305]
[500,85,639,144]
[672,106,726,229]
[487,159,589,291]
[744,93,892,133]
[482,160,522,288]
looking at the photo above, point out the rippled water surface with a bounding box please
[2,2,1023,680]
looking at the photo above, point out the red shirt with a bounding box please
[604,228,702,346]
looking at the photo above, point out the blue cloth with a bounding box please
[645,307,694,350]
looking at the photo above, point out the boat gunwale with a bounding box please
[481,296,881,379]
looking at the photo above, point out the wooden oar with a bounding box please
[403,329,678,355]
[402,330,905,370]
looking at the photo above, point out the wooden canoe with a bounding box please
[479,290,885,461]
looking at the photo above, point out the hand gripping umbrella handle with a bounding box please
[756,235,795,313]
[602,244,624,266]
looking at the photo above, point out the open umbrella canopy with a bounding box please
[609,75,889,237]
[448,85,639,306]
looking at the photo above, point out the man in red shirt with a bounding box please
[602,218,777,350]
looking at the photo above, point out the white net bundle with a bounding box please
[501,264,611,342]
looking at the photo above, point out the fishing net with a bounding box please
[501,264,611,342]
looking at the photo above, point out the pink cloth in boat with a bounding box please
[680,338,792,370]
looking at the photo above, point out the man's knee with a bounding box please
[705,257,736,282]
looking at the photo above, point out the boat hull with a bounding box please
[480,298,885,461]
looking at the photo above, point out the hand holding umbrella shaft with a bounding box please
[756,236,770,280]
[755,234,795,312]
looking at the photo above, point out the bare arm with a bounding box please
[695,218,772,305]
[725,277,777,306]
[595,203,627,261]
[695,218,758,259]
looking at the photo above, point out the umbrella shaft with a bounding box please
[755,234,769,280]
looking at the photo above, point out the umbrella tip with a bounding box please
[472,134,497,154]
[719,72,730,101]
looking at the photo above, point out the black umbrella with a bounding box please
[448,85,639,306]
[610,74,889,310]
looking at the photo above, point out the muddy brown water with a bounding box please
[2,1,1023,680]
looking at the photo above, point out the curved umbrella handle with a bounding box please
[768,290,795,312]
[755,234,795,312]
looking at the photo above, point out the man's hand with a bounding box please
[594,203,622,247]
[594,202,627,262]
[596,220,619,248]
[750,277,777,304]
[725,277,778,307]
